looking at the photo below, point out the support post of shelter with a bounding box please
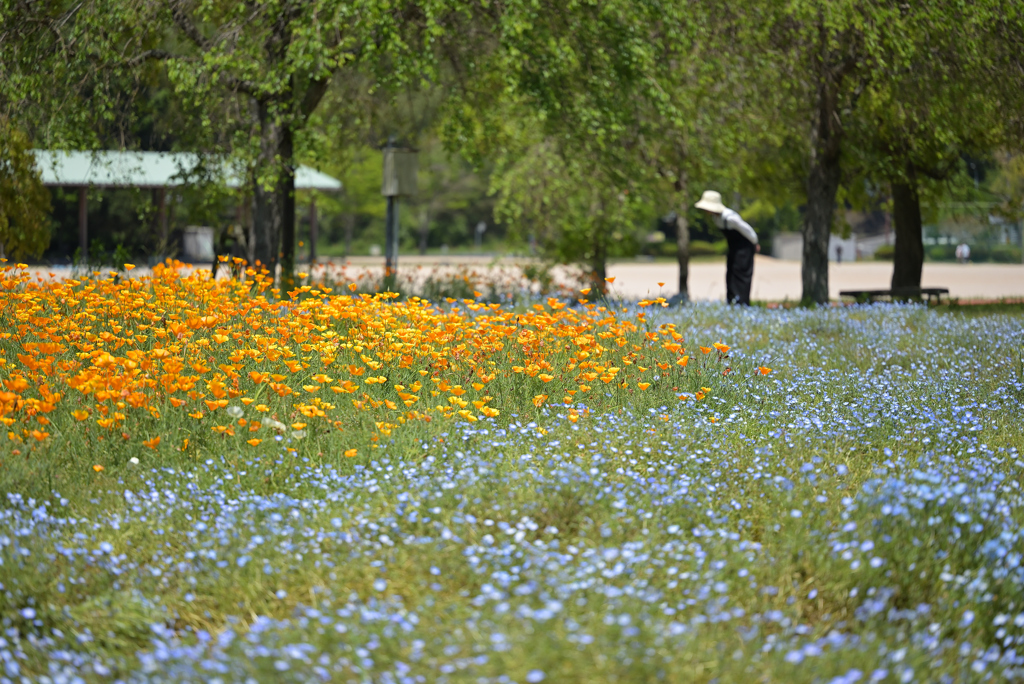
[157,187,168,255]
[309,197,318,264]
[78,187,88,263]
[32,151,342,265]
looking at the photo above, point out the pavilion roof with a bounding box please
[32,150,342,191]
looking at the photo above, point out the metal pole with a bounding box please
[392,198,400,268]
[309,196,318,264]
[78,187,88,263]
[384,195,397,291]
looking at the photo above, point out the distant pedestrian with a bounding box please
[836,245,844,263]
[695,190,760,305]
[955,243,971,264]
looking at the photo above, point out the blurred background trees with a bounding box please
[2,0,1023,299]
[0,118,51,261]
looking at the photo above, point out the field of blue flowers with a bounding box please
[2,302,1023,683]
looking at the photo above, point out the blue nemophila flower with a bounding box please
[1,303,1022,680]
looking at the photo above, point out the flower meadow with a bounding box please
[0,263,1023,682]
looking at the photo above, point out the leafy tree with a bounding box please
[443,0,795,302]
[151,0,426,293]
[411,136,491,255]
[2,0,449,293]
[491,135,639,291]
[992,152,1024,224]
[848,2,1022,291]
[0,119,51,261]
[444,1,701,297]
[749,0,1024,301]
[636,5,780,302]
[746,1,906,303]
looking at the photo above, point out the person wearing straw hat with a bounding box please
[694,190,760,305]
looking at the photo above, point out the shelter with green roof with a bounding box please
[32,150,342,262]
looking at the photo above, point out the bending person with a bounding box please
[694,190,760,305]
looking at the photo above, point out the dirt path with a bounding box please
[606,257,1024,301]
[21,255,1024,302]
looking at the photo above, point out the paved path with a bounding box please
[606,257,1024,301]
[20,256,1024,302]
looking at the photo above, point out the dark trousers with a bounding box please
[725,232,755,305]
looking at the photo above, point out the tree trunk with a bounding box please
[344,211,354,259]
[590,251,607,294]
[251,102,297,294]
[278,131,296,295]
[800,14,851,305]
[675,211,689,302]
[418,208,430,255]
[252,105,278,272]
[802,154,840,304]
[308,197,317,264]
[891,162,924,291]
[802,50,844,304]
[673,170,690,303]
[590,224,608,294]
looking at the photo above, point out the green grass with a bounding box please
[1,302,1023,681]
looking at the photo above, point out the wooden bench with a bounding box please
[839,287,949,305]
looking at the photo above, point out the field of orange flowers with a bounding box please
[0,260,760,466]
[7,263,1024,682]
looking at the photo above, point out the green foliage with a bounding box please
[2,302,1022,679]
[926,244,956,262]
[491,137,641,288]
[443,1,759,297]
[991,245,1022,263]
[688,240,728,257]
[874,244,895,260]
[949,244,1024,264]
[2,0,452,289]
[0,119,51,260]
[992,152,1024,222]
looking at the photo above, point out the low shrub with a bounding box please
[990,245,1022,263]
[690,239,728,257]
[873,244,894,260]
[926,244,956,261]
[652,240,678,258]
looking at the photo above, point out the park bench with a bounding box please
[839,287,949,305]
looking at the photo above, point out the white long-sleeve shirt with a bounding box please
[715,208,758,245]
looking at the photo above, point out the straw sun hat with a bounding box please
[694,190,725,213]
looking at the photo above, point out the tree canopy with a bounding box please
[0,118,51,261]
[3,0,1024,298]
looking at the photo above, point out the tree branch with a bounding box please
[299,76,331,120]
[128,48,174,66]
[166,0,211,51]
